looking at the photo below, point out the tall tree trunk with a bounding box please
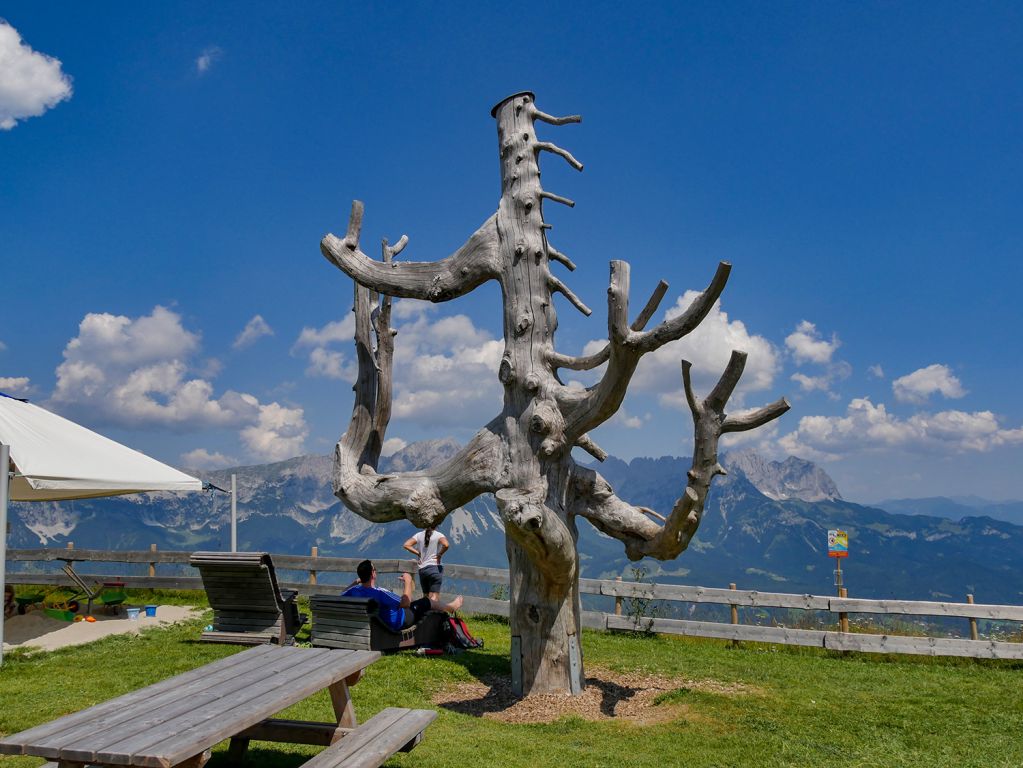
[491,93,586,696]
[319,90,791,699]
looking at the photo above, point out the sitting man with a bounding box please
[342,559,463,632]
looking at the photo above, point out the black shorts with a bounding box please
[418,565,443,595]
[402,597,433,628]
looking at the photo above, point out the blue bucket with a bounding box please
[144,605,157,618]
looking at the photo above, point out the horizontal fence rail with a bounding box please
[6,546,1022,660]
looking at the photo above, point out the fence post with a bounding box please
[66,541,74,551]
[310,546,318,586]
[729,583,740,647]
[148,543,157,579]
[967,594,979,641]
[614,576,623,616]
[839,587,849,633]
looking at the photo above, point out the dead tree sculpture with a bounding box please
[320,92,790,697]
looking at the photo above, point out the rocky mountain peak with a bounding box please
[382,437,462,472]
[723,449,841,502]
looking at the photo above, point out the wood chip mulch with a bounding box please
[432,667,753,725]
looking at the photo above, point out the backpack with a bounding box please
[445,614,484,649]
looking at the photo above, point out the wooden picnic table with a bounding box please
[0,645,382,768]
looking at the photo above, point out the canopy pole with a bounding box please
[1,443,11,667]
[230,474,237,552]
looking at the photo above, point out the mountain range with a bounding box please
[8,442,1023,605]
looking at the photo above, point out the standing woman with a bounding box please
[402,526,449,600]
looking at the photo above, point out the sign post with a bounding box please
[827,529,848,597]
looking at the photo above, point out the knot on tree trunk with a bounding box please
[496,487,576,587]
[401,480,447,528]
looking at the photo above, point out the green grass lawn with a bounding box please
[2,604,1021,768]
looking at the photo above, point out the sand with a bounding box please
[2,605,202,652]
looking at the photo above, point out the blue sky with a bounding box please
[2,2,1021,503]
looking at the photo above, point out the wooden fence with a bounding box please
[7,545,1023,660]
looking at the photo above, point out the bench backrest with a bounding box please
[190,552,287,633]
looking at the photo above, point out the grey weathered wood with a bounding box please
[191,552,305,645]
[9,648,374,765]
[299,708,437,768]
[0,646,280,755]
[7,549,193,564]
[4,573,204,591]
[589,578,832,610]
[51,647,326,762]
[441,563,510,583]
[823,631,1023,659]
[606,614,828,647]
[313,91,790,697]
[235,719,351,746]
[829,597,1023,622]
[96,648,378,767]
[459,595,510,616]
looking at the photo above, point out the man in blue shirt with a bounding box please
[343,559,463,631]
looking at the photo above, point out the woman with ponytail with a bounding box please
[402,526,450,600]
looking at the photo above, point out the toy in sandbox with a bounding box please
[16,561,128,621]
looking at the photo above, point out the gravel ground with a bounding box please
[433,666,753,724]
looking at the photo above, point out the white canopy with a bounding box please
[0,395,202,501]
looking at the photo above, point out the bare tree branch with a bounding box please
[529,106,582,126]
[534,141,584,171]
[573,353,789,560]
[631,279,670,332]
[574,433,608,462]
[723,397,791,433]
[540,190,576,208]
[558,260,732,438]
[335,422,506,525]
[547,278,669,372]
[630,262,731,353]
[546,245,576,271]
[321,201,502,302]
[549,274,592,316]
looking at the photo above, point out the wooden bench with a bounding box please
[300,708,436,768]
[190,551,307,645]
[310,595,448,652]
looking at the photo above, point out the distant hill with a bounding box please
[8,441,1023,604]
[876,496,1023,527]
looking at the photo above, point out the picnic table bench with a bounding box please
[0,646,436,768]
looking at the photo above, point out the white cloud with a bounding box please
[195,46,222,74]
[294,317,356,349]
[180,448,237,470]
[868,364,885,379]
[389,312,503,427]
[791,372,830,393]
[233,315,273,349]
[293,306,504,430]
[790,361,851,399]
[611,292,780,411]
[778,397,1023,461]
[785,320,840,365]
[57,305,199,370]
[0,21,72,130]
[50,305,308,460]
[381,437,407,457]
[892,364,966,404]
[0,376,31,395]
[240,402,309,462]
[612,408,646,429]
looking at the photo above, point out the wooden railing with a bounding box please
[7,546,1023,660]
